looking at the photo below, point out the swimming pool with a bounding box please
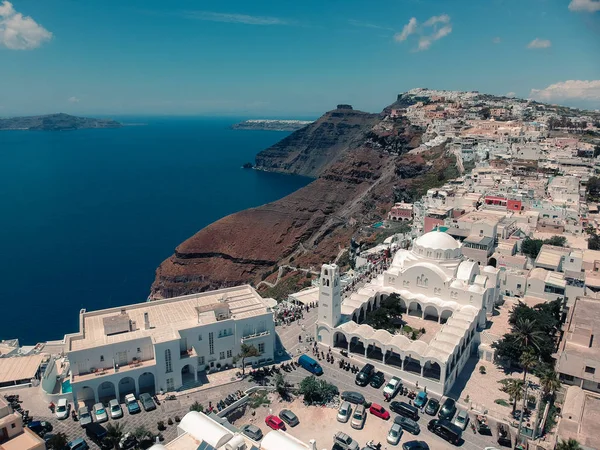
[372,222,384,228]
[62,379,72,393]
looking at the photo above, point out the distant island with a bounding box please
[0,113,122,131]
[232,119,313,131]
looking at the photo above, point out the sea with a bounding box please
[0,117,311,345]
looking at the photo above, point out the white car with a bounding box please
[93,402,108,423]
[351,404,366,430]
[387,423,404,445]
[383,376,402,400]
[453,409,469,430]
[109,399,123,419]
[55,398,69,420]
[337,401,352,423]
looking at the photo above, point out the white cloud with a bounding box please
[492,37,501,44]
[527,38,551,49]
[506,92,516,97]
[0,1,52,50]
[395,14,452,51]
[348,19,394,31]
[184,11,286,25]
[394,17,418,42]
[568,0,600,12]
[529,80,600,103]
[68,97,80,103]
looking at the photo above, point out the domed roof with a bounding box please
[415,231,460,250]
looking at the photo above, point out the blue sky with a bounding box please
[1,0,599,116]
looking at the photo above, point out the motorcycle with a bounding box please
[340,350,348,357]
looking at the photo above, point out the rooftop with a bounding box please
[68,285,273,351]
[0,354,45,385]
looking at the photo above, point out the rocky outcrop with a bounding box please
[150,100,456,299]
[0,113,122,131]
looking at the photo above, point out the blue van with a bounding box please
[298,354,323,375]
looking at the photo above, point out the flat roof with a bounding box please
[0,354,45,384]
[464,235,494,246]
[289,287,319,305]
[558,387,600,450]
[68,285,272,351]
[0,428,45,450]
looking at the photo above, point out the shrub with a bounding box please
[167,418,173,425]
[479,365,486,374]
[494,399,509,407]
[175,415,181,422]
[189,401,203,412]
[157,421,166,431]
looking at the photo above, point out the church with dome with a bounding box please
[315,229,503,395]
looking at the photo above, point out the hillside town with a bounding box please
[1,89,600,450]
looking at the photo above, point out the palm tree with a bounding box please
[511,317,544,353]
[106,422,125,449]
[557,439,582,450]
[539,367,561,399]
[46,432,68,450]
[519,349,538,383]
[235,343,260,376]
[500,378,524,414]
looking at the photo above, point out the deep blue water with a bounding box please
[0,118,311,344]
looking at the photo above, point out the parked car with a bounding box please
[453,410,469,430]
[414,391,428,408]
[425,398,440,416]
[55,398,69,420]
[68,438,90,450]
[390,401,419,421]
[383,377,402,400]
[333,431,359,450]
[438,398,457,421]
[427,419,462,446]
[369,403,390,420]
[124,394,141,415]
[338,401,352,423]
[93,403,108,423]
[241,424,263,441]
[370,371,385,388]
[387,423,404,445]
[402,441,429,450]
[27,421,53,436]
[298,354,323,375]
[85,423,112,450]
[355,363,375,386]
[394,415,421,434]
[78,406,93,427]
[139,393,157,411]
[279,409,299,427]
[109,399,123,419]
[340,391,365,405]
[265,414,286,430]
[351,404,366,429]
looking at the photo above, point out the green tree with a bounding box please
[274,372,292,400]
[235,343,260,376]
[511,317,544,353]
[539,367,561,399]
[46,432,69,450]
[299,376,338,405]
[189,400,204,412]
[499,378,524,414]
[519,349,538,383]
[544,235,567,247]
[106,422,125,449]
[557,439,582,450]
[521,237,544,258]
[133,425,153,442]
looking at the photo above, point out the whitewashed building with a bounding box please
[316,230,502,395]
[65,286,276,405]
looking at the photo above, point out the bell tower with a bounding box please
[318,263,342,328]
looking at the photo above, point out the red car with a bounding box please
[369,403,391,420]
[265,414,286,430]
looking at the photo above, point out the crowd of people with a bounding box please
[274,301,316,326]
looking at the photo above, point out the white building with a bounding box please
[315,230,502,395]
[64,286,276,405]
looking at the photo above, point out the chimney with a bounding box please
[309,440,316,450]
[144,312,150,330]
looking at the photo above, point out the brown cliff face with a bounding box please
[150,105,456,299]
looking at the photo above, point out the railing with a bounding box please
[241,330,270,342]
[180,348,197,359]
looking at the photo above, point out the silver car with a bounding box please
[93,403,108,423]
[453,409,469,430]
[351,404,366,430]
[333,431,359,450]
[387,423,404,445]
[109,399,123,419]
[337,401,352,423]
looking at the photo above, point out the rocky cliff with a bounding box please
[0,113,122,131]
[150,101,456,299]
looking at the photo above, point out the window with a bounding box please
[227,350,232,358]
[11,423,15,429]
[517,284,522,289]
[258,343,265,354]
[166,378,174,391]
[570,258,574,263]
[137,347,141,353]
[585,366,596,374]
[198,334,202,341]
[209,332,214,355]
[165,349,172,373]
[198,356,205,365]
[100,355,104,362]
[562,374,574,382]
[220,351,225,360]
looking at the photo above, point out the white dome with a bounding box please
[415,231,460,250]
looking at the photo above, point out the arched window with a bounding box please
[165,349,172,373]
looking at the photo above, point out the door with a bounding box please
[117,351,127,366]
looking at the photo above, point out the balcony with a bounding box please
[72,357,156,382]
[180,348,197,359]
[241,330,270,342]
